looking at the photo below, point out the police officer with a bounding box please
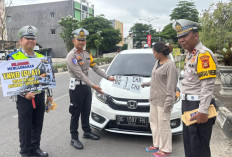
[66,28,114,150]
[7,26,52,157]
[173,19,217,157]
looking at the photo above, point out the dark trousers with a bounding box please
[69,85,92,139]
[182,100,215,157]
[16,92,45,155]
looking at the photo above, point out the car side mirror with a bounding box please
[179,70,185,80]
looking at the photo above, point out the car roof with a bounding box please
[119,49,153,54]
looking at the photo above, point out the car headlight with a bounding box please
[95,92,108,104]
[175,87,180,103]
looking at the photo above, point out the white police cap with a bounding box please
[72,28,89,40]
[172,19,199,37]
[18,25,38,39]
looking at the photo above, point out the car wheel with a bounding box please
[2,56,5,60]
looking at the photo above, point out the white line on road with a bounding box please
[54,93,69,101]
[12,93,69,119]
[13,115,18,119]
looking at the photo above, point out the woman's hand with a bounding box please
[108,76,115,81]
[141,83,148,88]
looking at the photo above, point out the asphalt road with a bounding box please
[0,65,231,157]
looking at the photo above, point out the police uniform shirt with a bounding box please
[181,42,217,114]
[66,48,108,87]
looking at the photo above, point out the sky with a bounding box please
[5,0,230,37]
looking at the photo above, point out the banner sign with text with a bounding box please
[147,35,152,47]
[113,75,143,94]
[0,57,56,97]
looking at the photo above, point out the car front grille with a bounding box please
[106,96,150,112]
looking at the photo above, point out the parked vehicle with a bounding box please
[90,49,183,136]
[0,50,6,60]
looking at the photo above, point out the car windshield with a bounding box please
[107,53,157,77]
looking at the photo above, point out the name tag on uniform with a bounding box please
[69,78,76,90]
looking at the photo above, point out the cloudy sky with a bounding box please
[6,0,230,37]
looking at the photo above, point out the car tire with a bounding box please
[2,56,5,60]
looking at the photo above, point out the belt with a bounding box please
[181,93,200,101]
[75,80,86,85]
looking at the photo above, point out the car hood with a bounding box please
[99,77,151,99]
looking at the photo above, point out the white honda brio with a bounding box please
[90,49,183,136]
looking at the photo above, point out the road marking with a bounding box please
[54,93,69,101]
[13,115,18,119]
[11,94,69,119]
[55,71,68,75]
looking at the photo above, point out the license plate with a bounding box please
[116,115,148,127]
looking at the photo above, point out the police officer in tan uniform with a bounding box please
[66,28,114,150]
[173,19,217,157]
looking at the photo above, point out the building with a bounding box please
[124,33,133,50]
[6,0,94,57]
[110,19,123,47]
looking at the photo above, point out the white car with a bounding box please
[90,49,183,136]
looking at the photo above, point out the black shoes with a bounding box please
[83,132,100,140]
[70,133,99,150]
[30,149,48,157]
[70,139,84,150]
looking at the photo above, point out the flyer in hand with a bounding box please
[181,104,218,126]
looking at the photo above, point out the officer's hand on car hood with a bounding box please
[92,85,104,94]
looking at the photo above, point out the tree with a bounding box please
[80,15,121,55]
[129,23,157,48]
[200,1,232,51]
[0,0,12,51]
[121,43,128,50]
[170,1,199,22]
[161,1,199,44]
[59,15,79,52]
[158,23,177,43]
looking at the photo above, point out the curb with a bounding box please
[214,96,232,139]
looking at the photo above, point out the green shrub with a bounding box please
[52,63,67,73]
[53,63,67,69]
[52,57,114,73]
[94,57,114,65]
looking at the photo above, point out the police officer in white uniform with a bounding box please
[66,28,114,150]
[173,19,217,157]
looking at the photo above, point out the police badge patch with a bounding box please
[197,51,216,80]
[72,58,78,65]
[200,55,210,69]
[27,26,34,34]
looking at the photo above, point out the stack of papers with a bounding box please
[45,101,57,113]
[182,104,218,126]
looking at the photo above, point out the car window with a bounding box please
[107,53,157,77]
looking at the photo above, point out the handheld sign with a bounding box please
[113,75,143,94]
[0,57,56,97]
